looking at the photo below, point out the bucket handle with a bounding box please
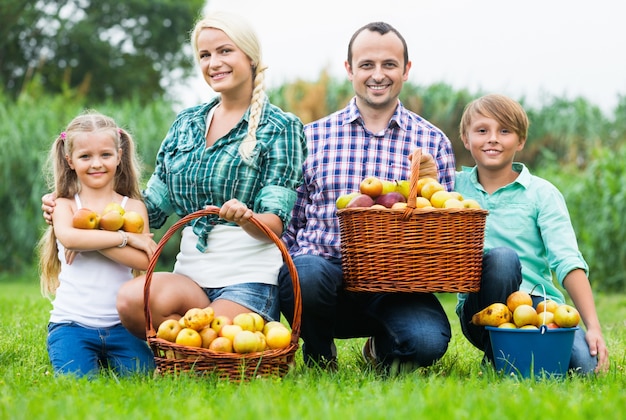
[529,283,549,335]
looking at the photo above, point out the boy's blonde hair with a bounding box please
[191,11,266,162]
[38,111,143,297]
[459,94,529,142]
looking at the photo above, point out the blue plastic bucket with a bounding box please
[486,325,578,378]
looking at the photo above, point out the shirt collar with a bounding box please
[342,97,406,130]
[461,162,531,189]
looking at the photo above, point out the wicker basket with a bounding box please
[338,149,488,293]
[143,208,301,381]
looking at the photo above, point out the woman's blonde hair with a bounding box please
[191,11,267,161]
[38,111,143,297]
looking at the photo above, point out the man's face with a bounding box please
[345,30,410,111]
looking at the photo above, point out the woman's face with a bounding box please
[196,28,254,97]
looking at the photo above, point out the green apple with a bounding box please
[396,180,410,199]
[336,192,359,209]
[381,180,397,195]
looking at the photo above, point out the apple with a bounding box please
[156,318,182,342]
[233,330,260,354]
[254,331,267,351]
[537,311,555,326]
[370,204,387,209]
[248,312,265,332]
[462,199,482,209]
[175,327,202,348]
[72,208,99,229]
[178,316,186,328]
[208,336,233,353]
[395,180,410,199]
[430,190,453,208]
[443,198,464,209]
[103,202,125,216]
[415,177,437,196]
[546,322,560,329]
[359,176,384,198]
[536,299,559,314]
[375,192,406,208]
[553,304,580,328]
[265,325,292,350]
[336,192,360,209]
[219,324,243,343]
[391,202,408,210]
[183,307,213,331]
[497,322,517,329]
[419,180,444,200]
[233,313,256,331]
[202,306,215,320]
[414,197,433,209]
[345,193,375,208]
[506,290,533,313]
[380,180,397,195]
[122,211,144,233]
[199,326,218,348]
[210,315,232,334]
[99,210,124,231]
[449,191,463,200]
[520,324,539,329]
[263,320,286,336]
[513,304,539,328]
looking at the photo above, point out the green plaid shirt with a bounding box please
[143,96,306,252]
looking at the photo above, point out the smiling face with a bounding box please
[65,131,121,190]
[345,29,410,112]
[196,27,254,97]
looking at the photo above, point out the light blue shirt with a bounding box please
[455,163,588,315]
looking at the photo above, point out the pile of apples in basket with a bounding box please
[335,176,482,210]
[472,290,581,329]
[157,307,291,354]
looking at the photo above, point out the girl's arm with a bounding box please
[563,269,609,373]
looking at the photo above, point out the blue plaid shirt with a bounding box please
[143,96,307,252]
[283,97,456,259]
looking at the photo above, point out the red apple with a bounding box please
[375,192,406,208]
[345,193,375,208]
[72,208,99,229]
[360,176,384,198]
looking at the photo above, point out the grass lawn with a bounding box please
[1,271,625,420]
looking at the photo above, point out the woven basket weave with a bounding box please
[338,149,487,293]
[143,208,301,381]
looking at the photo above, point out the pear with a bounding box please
[471,302,512,327]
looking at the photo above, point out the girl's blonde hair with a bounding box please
[191,11,267,161]
[459,94,529,142]
[38,111,143,297]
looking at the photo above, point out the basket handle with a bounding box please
[142,207,302,348]
[401,148,422,220]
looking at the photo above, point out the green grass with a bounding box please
[1,271,625,420]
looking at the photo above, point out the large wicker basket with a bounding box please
[338,149,488,293]
[143,208,301,381]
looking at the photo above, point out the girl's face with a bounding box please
[66,131,121,190]
[196,28,253,97]
[346,29,410,112]
[462,114,525,173]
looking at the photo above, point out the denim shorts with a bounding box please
[203,282,280,322]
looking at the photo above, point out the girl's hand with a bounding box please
[126,232,158,260]
[219,199,254,226]
[64,249,79,265]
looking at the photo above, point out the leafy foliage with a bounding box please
[0,0,204,102]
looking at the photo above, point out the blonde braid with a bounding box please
[239,64,267,161]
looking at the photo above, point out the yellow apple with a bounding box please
[537,311,555,326]
[391,202,408,210]
[370,204,387,209]
[219,324,243,343]
[210,315,232,334]
[536,299,559,314]
[202,306,215,321]
[262,320,286,337]
[98,210,124,231]
[462,199,482,209]
[175,327,202,348]
[497,322,518,329]
[103,202,125,216]
[419,180,444,200]
[233,330,260,354]
[156,318,182,342]
[430,190,453,208]
[72,208,99,229]
[233,313,256,332]
[415,177,437,196]
[413,196,433,209]
[178,316,186,328]
[443,198,465,209]
[506,290,533,313]
[395,180,410,199]
[520,324,539,329]
[199,326,218,349]
[122,211,144,233]
[449,191,463,200]
[208,336,233,353]
[254,331,267,351]
[336,192,360,209]
[183,307,213,331]
[553,304,580,328]
[247,312,265,332]
[381,180,397,195]
[265,325,291,350]
[513,304,539,328]
[359,176,384,198]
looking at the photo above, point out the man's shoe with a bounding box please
[362,337,378,367]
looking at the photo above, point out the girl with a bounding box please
[38,111,157,378]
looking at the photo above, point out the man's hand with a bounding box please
[417,152,438,180]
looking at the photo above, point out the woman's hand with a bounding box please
[218,198,254,226]
[42,192,57,225]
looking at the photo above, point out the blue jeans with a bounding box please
[47,322,155,378]
[278,254,451,369]
[458,247,597,374]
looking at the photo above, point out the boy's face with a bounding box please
[345,29,410,112]
[462,114,525,173]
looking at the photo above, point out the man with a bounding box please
[279,21,455,374]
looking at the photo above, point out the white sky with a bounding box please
[173,0,626,114]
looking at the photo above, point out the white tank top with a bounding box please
[49,195,132,327]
